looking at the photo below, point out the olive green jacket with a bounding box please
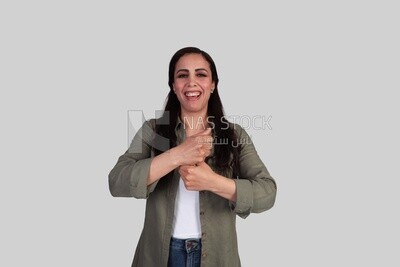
[109,118,277,267]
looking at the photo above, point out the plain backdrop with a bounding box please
[1,1,399,266]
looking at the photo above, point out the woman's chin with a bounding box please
[181,104,207,114]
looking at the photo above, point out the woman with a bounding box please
[109,47,277,267]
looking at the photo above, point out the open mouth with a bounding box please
[184,91,202,101]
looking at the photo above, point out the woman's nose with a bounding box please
[188,76,197,87]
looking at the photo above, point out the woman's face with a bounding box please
[173,53,215,116]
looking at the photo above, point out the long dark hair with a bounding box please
[153,47,241,178]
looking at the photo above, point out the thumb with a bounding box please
[196,161,208,167]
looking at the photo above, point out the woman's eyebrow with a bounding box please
[176,69,189,74]
[176,68,209,73]
[195,68,208,72]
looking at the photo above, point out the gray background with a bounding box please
[1,0,399,266]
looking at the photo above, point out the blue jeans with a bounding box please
[167,237,202,267]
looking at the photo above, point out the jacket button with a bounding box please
[202,253,207,257]
[202,232,206,237]
[200,211,205,215]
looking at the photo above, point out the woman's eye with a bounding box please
[197,73,207,77]
[177,74,188,78]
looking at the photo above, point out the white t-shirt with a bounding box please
[171,177,202,239]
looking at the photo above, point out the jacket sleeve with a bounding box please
[229,124,277,218]
[108,119,158,199]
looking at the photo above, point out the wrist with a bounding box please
[168,146,181,168]
[209,174,237,202]
[208,173,224,193]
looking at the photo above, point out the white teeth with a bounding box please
[185,91,201,97]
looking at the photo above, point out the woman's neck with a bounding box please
[180,110,208,136]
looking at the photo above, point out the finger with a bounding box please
[200,143,212,152]
[200,135,213,143]
[203,149,211,158]
[179,165,190,172]
[181,164,197,172]
[196,161,207,168]
[199,146,211,155]
[196,161,204,167]
[196,136,213,146]
[180,165,190,175]
[205,137,214,148]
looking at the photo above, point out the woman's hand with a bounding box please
[171,128,213,166]
[179,161,217,191]
[179,161,237,201]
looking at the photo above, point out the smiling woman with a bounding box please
[108,47,277,267]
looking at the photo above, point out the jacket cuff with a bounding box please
[229,179,253,218]
[129,158,156,199]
